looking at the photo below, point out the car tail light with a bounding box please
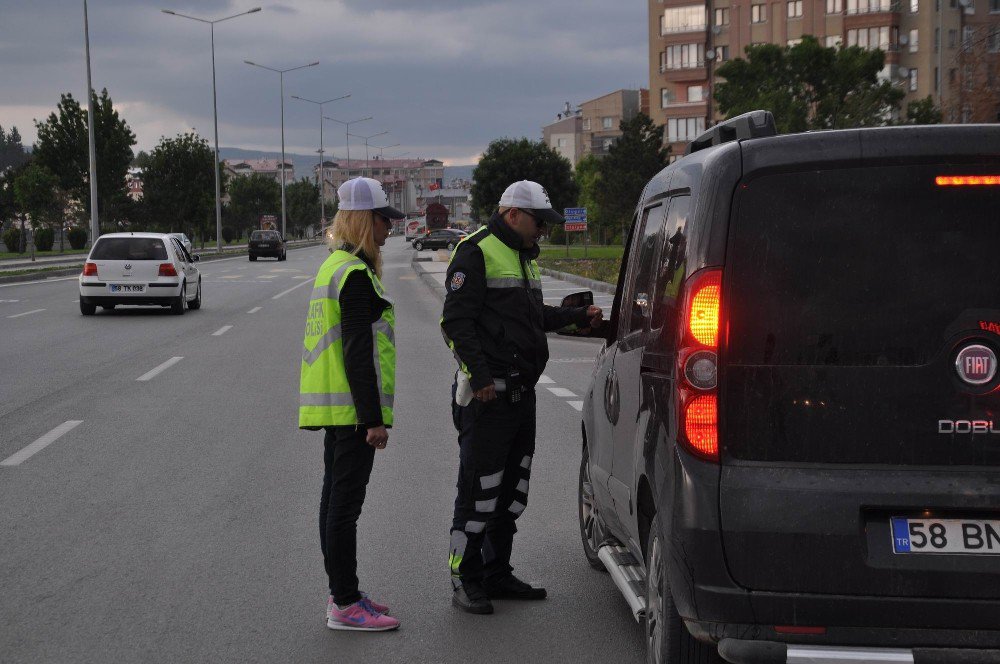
[935,175,1000,186]
[82,262,98,276]
[158,263,177,277]
[676,268,723,462]
[774,625,827,635]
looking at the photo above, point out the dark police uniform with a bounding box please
[442,213,592,593]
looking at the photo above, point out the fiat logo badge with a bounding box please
[955,344,997,386]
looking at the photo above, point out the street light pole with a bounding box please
[291,94,350,226]
[83,0,99,248]
[244,60,318,238]
[161,6,262,254]
[324,115,372,177]
[372,143,400,160]
[348,131,388,178]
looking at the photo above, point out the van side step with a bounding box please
[597,544,647,622]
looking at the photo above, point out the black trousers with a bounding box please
[449,389,536,588]
[319,426,376,606]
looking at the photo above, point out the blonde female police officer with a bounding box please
[299,177,400,632]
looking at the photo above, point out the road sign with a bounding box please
[259,214,278,230]
[564,207,587,232]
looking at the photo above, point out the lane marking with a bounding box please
[272,279,314,300]
[293,275,311,280]
[7,308,45,319]
[567,401,584,412]
[219,275,241,280]
[247,307,262,314]
[212,325,233,336]
[0,299,20,303]
[137,356,184,382]
[1,420,83,467]
[547,387,578,398]
[537,374,555,384]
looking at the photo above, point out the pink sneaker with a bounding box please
[327,593,390,621]
[327,598,400,632]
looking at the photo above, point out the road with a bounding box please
[0,238,644,663]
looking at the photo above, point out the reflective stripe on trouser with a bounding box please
[449,390,536,587]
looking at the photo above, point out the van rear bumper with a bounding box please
[715,639,1000,664]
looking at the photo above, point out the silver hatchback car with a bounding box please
[78,232,202,315]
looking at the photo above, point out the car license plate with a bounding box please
[259,243,270,247]
[891,517,1000,555]
[108,283,145,293]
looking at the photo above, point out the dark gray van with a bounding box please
[576,111,1000,663]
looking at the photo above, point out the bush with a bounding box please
[3,227,25,253]
[34,227,55,252]
[67,226,89,250]
[222,226,235,243]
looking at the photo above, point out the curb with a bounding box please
[0,241,324,285]
[537,267,616,295]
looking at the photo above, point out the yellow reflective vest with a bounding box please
[299,249,395,428]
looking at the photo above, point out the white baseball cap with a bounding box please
[337,177,404,220]
[498,180,566,225]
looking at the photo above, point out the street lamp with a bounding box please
[162,6,262,254]
[347,131,389,177]
[83,0,99,248]
[324,115,372,172]
[291,94,350,225]
[244,60,318,238]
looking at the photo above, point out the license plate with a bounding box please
[258,243,270,247]
[108,284,145,293]
[891,517,1000,555]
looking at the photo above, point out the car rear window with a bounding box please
[251,231,279,240]
[90,237,168,261]
[726,162,1000,367]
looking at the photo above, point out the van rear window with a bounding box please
[726,163,1000,367]
[90,237,168,261]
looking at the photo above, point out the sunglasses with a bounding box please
[516,208,546,228]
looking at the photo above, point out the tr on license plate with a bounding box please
[891,517,1000,554]
[109,284,145,293]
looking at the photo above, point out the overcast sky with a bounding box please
[0,0,647,165]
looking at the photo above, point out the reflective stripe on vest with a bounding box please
[299,249,396,428]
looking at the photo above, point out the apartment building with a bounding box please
[541,89,647,167]
[314,157,445,216]
[650,0,1000,154]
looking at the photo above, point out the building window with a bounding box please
[582,118,591,131]
[847,26,891,51]
[847,0,893,13]
[963,26,974,50]
[661,5,707,34]
[788,1,803,17]
[751,3,767,22]
[667,117,706,143]
[935,27,940,52]
[948,29,957,48]
[663,43,706,69]
[992,0,1000,12]
[990,26,1000,52]
[602,138,615,151]
[687,85,704,102]
[661,88,675,108]
[935,66,940,91]
[556,138,568,148]
[787,38,803,46]
[909,68,918,91]
[909,29,918,52]
[910,0,919,11]
[714,45,731,60]
[601,117,614,130]
[827,0,843,12]
[826,35,843,47]
[715,7,730,25]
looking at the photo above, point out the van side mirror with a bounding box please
[559,290,594,309]
[556,290,605,338]
[192,254,200,262]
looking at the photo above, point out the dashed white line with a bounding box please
[212,325,233,336]
[272,279,314,300]
[537,374,555,384]
[547,387,578,398]
[1,420,83,467]
[247,307,262,314]
[7,308,45,319]
[567,401,584,412]
[137,356,184,382]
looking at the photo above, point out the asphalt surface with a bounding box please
[0,238,644,663]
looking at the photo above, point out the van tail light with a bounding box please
[935,175,1000,186]
[158,263,178,277]
[82,262,98,277]
[676,268,723,462]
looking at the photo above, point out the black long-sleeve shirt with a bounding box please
[340,253,389,428]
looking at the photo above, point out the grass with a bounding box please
[538,244,624,260]
[537,257,621,285]
[0,248,90,260]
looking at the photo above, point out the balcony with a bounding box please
[846,0,900,15]
[661,23,706,35]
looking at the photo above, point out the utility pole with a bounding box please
[84,0,99,247]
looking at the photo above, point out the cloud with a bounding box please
[0,0,647,164]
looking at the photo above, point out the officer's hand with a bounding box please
[474,385,497,402]
[366,425,389,449]
[586,305,604,328]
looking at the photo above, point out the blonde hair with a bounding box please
[327,209,383,278]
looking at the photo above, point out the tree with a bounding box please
[142,133,215,241]
[470,138,577,221]
[716,36,904,132]
[945,25,1000,124]
[285,178,322,235]
[227,173,281,238]
[13,162,65,251]
[33,89,136,229]
[595,114,670,241]
[0,126,30,172]
[904,96,943,125]
[132,150,152,169]
[1,160,31,229]
[573,154,604,241]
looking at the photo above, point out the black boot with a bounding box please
[452,582,494,614]
[483,574,547,600]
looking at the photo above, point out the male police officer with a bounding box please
[442,180,603,614]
